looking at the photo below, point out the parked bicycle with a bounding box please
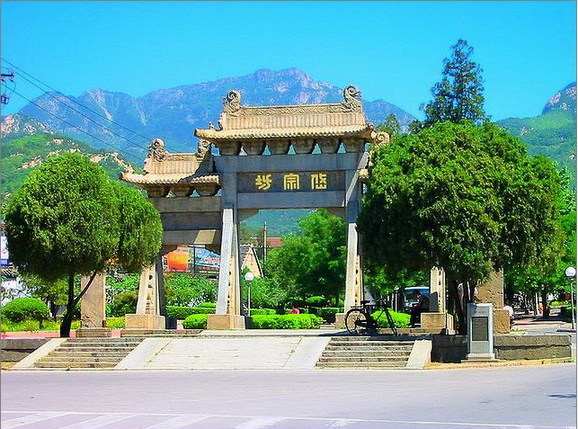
[345,299,398,336]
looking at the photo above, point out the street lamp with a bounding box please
[244,271,255,316]
[564,266,576,330]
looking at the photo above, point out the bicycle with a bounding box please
[344,299,398,336]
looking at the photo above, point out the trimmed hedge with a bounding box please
[105,317,126,329]
[197,302,217,308]
[308,307,342,322]
[371,309,411,328]
[305,296,327,306]
[183,314,208,329]
[1,298,50,323]
[166,306,216,319]
[251,314,323,329]
[249,308,277,315]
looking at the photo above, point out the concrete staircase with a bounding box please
[316,336,415,369]
[33,337,144,370]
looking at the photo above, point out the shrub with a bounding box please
[311,307,342,323]
[249,308,276,315]
[305,296,327,307]
[166,306,215,319]
[182,314,208,329]
[1,298,50,324]
[371,309,411,328]
[106,317,125,329]
[250,314,323,329]
[109,291,138,317]
[197,302,217,308]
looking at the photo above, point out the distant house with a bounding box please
[266,237,282,248]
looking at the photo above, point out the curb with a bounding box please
[425,357,574,370]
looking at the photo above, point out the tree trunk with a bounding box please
[540,286,549,318]
[59,273,76,337]
[59,271,98,337]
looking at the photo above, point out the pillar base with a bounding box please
[207,314,245,330]
[75,327,112,338]
[421,312,455,334]
[334,313,347,330]
[124,314,165,330]
[493,309,511,334]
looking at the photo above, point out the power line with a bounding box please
[2,58,153,145]
[13,73,149,153]
[10,89,144,164]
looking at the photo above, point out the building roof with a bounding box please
[195,86,376,141]
[121,172,220,186]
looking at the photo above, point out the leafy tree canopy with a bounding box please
[360,121,564,291]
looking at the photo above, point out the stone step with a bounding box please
[34,361,118,369]
[48,351,134,358]
[324,346,413,352]
[62,340,142,345]
[321,350,412,357]
[318,356,408,363]
[55,346,139,353]
[38,356,129,363]
[328,340,413,346]
[316,361,406,368]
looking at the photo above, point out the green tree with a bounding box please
[360,121,564,332]
[4,153,161,337]
[423,39,488,126]
[377,113,401,137]
[264,209,346,305]
[19,274,68,320]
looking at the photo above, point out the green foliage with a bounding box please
[361,121,565,331]
[423,39,487,126]
[308,307,342,323]
[166,306,216,319]
[264,209,346,303]
[1,319,81,332]
[305,296,327,306]
[371,309,411,328]
[248,308,277,315]
[111,182,162,272]
[109,291,138,317]
[377,113,401,137]
[497,110,576,188]
[105,317,125,329]
[1,132,135,201]
[1,297,50,323]
[4,153,121,281]
[182,314,208,329]
[250,314,323,329]
[164,274,217,307]
[19,274,68,307]
[241,276,289,309]
[197,302,217,308]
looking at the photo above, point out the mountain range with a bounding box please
[1,71,575,232]
[14,68,415,160]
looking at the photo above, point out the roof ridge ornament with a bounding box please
[223,90,241,115]
[342,85,362,112]
[148,138,167,162]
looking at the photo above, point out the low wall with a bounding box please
[1,338,50,362]
[432,334,573,363]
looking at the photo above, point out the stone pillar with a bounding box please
[207,206,244,329]
[429,267,446,312]
[476,270,509,334]
[124,264,165,330]
[77,273,111,337]
[421,267,455,334]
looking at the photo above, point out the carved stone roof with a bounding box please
[121,172,220,186]
[120,138,219,188]
[195,86,374,141]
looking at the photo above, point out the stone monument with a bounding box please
[77,273,111,337]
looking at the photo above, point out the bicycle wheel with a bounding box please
[345,308,368,335]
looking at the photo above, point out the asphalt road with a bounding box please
[1,365,576,429]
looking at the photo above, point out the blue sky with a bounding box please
[1,1,576,121]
